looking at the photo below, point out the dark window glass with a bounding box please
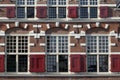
[7,55,16,72]
[17,7,25,18]
[80,7,88,18]
[18,55,27,72]
[49,7,56,18]
[58,7,66,18]
[27,7,34,18]
[59,55,68,72]
[90,7,97,18]
[87,55,97,72]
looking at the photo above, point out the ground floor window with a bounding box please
[87,55,108,72]
[7,55,28,72]
[47,55,68,72]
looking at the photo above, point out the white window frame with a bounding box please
[5,34,30,73]
[86,34,110,73]
[16,0,36,19]
[79,0,98,18]
[48,0,67,19]
[45,34,70,73]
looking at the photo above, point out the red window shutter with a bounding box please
[68,7,78,18]
[30,55,45,72]
[100,6,108,18]
[111,55,120,72]
[0,55,4,72]
[7,7,15,18]
[70,54,86,72]
[37,6,47,18]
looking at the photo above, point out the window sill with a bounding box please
[0,73,120,77]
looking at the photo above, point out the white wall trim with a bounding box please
[40,43,46,46]
[0,30,5,36]
[29,43,35,46]
[24,24,28,29]
[65,24,68,29]
[15,21,19,27]
[111,43,116,46]
[70,43,75,47]
[0,43,5,46]
[46,24,50,29]
[105,24,109,29]
[6,24,10,29]
[80,43,86,46]
[96,22,100,27]
[87,24,91,29]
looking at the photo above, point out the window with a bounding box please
[17,0,35,18]
[86,36,109,53]
[47,55,68,72]
[79,0,98,18]
[6,35,29,72]
[48,0,66,18]
[86,35,109,73]
[87,55,108,72]
[46,35,69,72]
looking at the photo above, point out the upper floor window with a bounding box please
[17,0,35,5]
[80,0,97,5]
[17,0,35,18]
[48,0,66,18]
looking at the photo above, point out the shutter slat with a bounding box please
[7,7,15,18]
[111,55,120,72]
[68,7,78,18]
[0,55,4,72]
[37,7,47,18]
[100,6,108,18]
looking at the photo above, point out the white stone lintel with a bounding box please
[75,34,80,39]
[80,43,86,46]
[87,24,91,29]
[111,43,116,46]
[40,43,46,46]
[15,21,19,27]
[0,43,5,46]
[47,24,50,29]
[69,31,75,34]
[33,24,41,28]
[70,43,75,47]
[96,22,100,27]
[29,43,35,46]
[56,22,59,27]
[65,24,68,29]
[6,24,10,29]
[105,24,109,29]
[24,24,28,29]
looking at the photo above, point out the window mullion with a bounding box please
[16,36,18,72]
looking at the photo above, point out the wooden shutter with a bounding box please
[37,6,47,18]
[70,54,86,72]
[111,55,120,72]
[68,7,78,18]
[100,6,108,18]
[30,55,45,72]
[7,7,15,18]
[0,55,4,72]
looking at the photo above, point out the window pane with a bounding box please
[58,0,66,5]
[87,55,97,72]
[7,55,16,72]
[90,0,97,5]
[58,7,66,18]
[17,0,25,5]
[99,36,109,53]
[6,36,16,53]
[86,36,97,53]
[80,7,88,18]
[27,0,34,5]
[59,55,68,72]
[17,7,25,18]
[90,7,97,18]
[80,0,88,5]
[18,36,28,53]
[47,36,57,53]
[18,55,27,72]
[49,7,56,18]
[58,36,68,53]
[99,55,108,72]
[48,0,56,5]
[27,7,34,18]
[47,55,57,72]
